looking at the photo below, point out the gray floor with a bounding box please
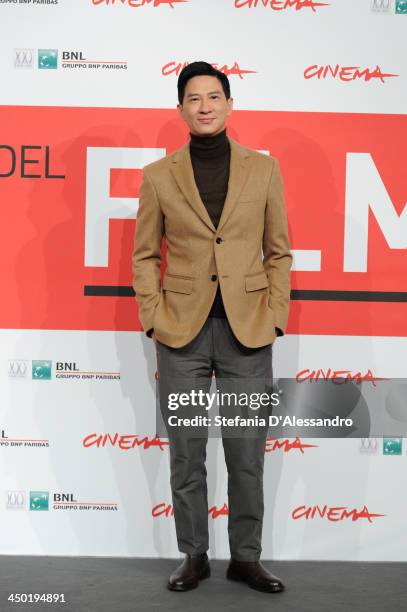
[0,556,405,612]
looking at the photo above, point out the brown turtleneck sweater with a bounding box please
[190,128,230,317]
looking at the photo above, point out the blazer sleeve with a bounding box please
[132,168,164,337]
[262,157,293,336]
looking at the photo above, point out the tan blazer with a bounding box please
[132,136,292,349]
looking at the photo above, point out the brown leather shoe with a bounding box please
[226,560,284,593]
[167,553,210,591]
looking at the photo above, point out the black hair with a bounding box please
[177,61,231,105]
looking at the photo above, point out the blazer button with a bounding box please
[211,274,218,281]
[216,237,222,244]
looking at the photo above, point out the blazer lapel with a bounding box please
[170,142,216,233]
[217,137,250,234]
[170,135,250,234]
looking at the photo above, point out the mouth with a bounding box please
[198,118,215,124]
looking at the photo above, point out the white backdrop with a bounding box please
[1,0,406,560]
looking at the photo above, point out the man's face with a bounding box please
[177,75,233,137]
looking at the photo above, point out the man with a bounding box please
[132,62,292,593]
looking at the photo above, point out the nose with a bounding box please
[199,97,212,113]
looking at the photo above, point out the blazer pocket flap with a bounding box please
[239,196,262,204]
[245,271,269,292]
[162,275,193,294]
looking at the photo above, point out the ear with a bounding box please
[227,97,234,115]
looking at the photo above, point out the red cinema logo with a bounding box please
[292,505,385,522]
[152,503,174,517]
[162,61,257,79]
[295,369,386,385]
[265,437,318,453]
[235,0,330,11]
[209,503,229,518]
[152,503,229,518]
[304,64,399,83]
[92,0,187,7]
[83,433,169,450]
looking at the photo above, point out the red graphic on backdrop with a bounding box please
[295,369,385,385]
[304,64,399,83]
[92,0,187,7]
[1,106,406,337]
[152,503,174,517]
[152,503,228,518]
[162,61,257,79]
[83,433,169,450]
[292,505,385,522]
[209,504,229,518]
[235,0,329,11]
[265,437,318,453]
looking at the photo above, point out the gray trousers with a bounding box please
[155,317,273,562]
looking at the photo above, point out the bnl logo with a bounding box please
[32,360,52,380]
[30,491,49,511]
[38,49,58,70]
[396,0,407,13]
[383,438,402,455]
